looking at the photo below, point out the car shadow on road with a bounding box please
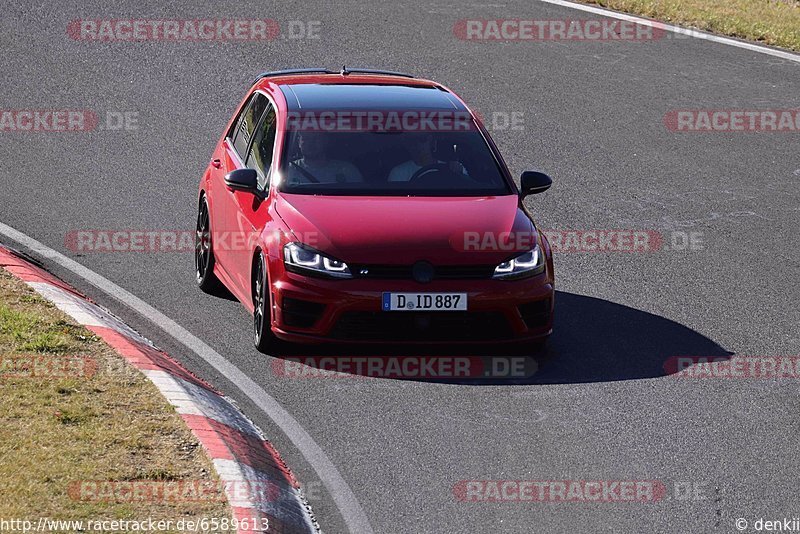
[271,290,732,385]
[532,291,732,384]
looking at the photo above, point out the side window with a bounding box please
[231,93,268,161]
[228,95,255,144]
[246,103,277,189]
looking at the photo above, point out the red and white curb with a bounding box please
[0,245,319,534]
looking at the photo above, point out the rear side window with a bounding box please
[246,104,277,189]
[231,93,269,160]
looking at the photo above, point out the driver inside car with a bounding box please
[388,133,468,182]
[287,132,363,184]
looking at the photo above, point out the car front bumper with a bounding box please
[268,269,554,344]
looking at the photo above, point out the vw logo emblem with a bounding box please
[411,261,435,283]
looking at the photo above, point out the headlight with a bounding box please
[283,242,352,278]
[493,245,545,279]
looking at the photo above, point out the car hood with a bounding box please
[275,194,537,265]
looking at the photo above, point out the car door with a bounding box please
[216,92,269,300]
[230,100,278,295]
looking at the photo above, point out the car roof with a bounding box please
[251,71,467,112]
[278,82,466,112]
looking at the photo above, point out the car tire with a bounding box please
[253,252,278,353]
[195,196,223,293]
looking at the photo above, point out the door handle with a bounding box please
[211,159,222,169]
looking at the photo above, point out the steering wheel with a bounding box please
[409,162,462,184]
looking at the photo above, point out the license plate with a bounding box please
[382,292,467,311]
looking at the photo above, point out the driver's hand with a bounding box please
[448,161,465,175]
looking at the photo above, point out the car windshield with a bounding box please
[277,129,511,196]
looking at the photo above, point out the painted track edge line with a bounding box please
[536,0,800,63]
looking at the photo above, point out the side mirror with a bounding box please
[224,168,258,191]
[519,171,552,197]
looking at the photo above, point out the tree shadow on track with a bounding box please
[270,290,731,385]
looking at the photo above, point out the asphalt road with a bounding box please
[1,1,799,532]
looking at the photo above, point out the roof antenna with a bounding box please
[340,65,350,76]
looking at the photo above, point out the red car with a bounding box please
[195,68,554,352]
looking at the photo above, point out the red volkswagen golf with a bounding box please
[196,68,554,352]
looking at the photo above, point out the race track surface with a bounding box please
[1,1,799,532]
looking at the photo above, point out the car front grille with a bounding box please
[350,264,495,280]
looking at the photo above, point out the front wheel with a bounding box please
[195,196,222,293]
[253,253,277,353]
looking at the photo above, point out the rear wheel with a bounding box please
[253,253,277,353]
[195,196,222,293]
